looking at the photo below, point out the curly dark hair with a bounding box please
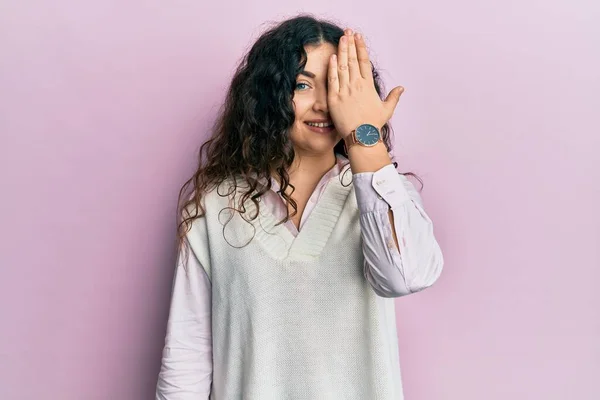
[176,14,422,249]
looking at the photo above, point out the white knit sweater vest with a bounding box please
[187,171,404,399]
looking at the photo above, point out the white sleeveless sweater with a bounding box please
[187,171,404,399]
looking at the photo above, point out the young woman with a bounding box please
[156,15,444,400]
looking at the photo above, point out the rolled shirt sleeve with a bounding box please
[353,163,444,297]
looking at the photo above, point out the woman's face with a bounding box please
[289,42,341,157]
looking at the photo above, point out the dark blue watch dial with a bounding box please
[355,124,381,146]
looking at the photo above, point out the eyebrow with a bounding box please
[299,70,316,78]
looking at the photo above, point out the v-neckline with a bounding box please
[236,169,354,262]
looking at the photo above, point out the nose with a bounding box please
[312,87,329,114]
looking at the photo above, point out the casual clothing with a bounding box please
[156,156,444,399]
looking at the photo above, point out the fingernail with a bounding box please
[355,33,362,40]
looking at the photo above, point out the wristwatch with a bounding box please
[343,123,382,152]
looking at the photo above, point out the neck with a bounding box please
[269,151,338,190]
[288,151,337,182]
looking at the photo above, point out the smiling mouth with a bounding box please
[305,121,334,128]
[304,122,336,134]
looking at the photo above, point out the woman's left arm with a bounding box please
[353,163,444,298]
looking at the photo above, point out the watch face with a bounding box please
[355,124,381,146]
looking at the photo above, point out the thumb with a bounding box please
[384,86,404,114]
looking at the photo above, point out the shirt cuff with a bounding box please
[353,163,412,213]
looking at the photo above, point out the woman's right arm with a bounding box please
[156,234,213,399]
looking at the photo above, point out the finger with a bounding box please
[328,54,340,94]
[346,30,360,82]
[337,34,350,91]
[354,33,373,83]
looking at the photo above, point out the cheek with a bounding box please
[292,97,312,120]
[287,127,301,147]
[288,120,308,144]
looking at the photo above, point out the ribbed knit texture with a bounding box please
[189,170,404,399]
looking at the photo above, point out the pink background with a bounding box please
[1,1,598,399]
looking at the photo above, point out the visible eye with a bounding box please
[295,82,310,91]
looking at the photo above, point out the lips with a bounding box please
[304,121,335,134]
[305,119,334,127]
